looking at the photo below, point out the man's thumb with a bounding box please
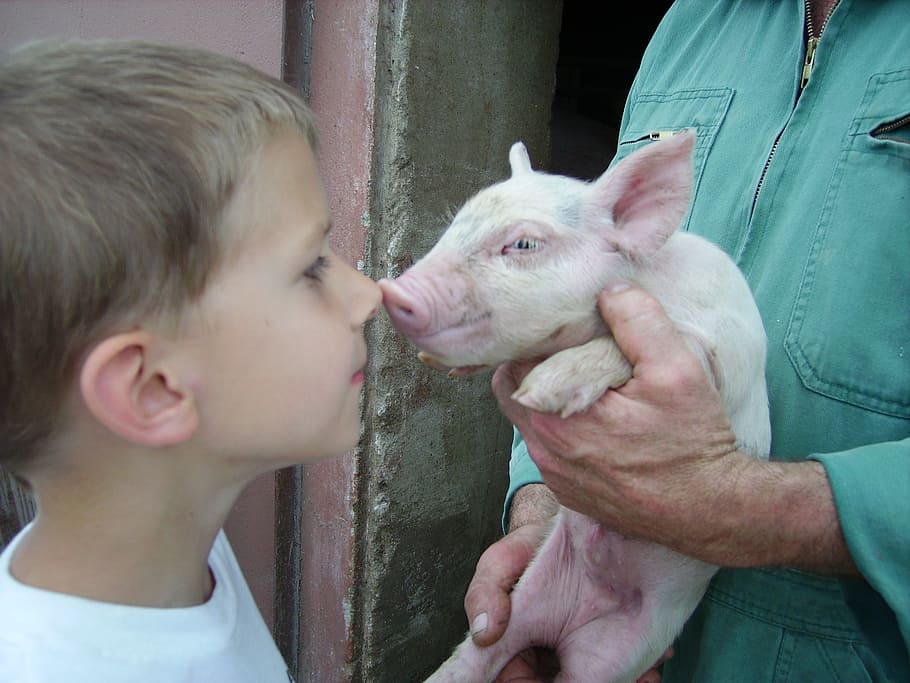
[597,281,684,369]
[463,560,513,647]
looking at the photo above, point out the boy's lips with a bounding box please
[352,357,367,383]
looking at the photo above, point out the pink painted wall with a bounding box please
[0,0,284,78]
[300,3,379,678]
[0,0,286,628]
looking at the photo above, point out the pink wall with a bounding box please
[0,0,284,78]
[0,0,286,627]
[299,3,379,678]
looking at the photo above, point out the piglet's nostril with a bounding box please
[379,278,431,335]
[388,301,421,329]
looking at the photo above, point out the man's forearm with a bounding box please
[712,456,857,574]
[510,460,858,576]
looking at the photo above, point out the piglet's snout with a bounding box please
[379,277,432,339]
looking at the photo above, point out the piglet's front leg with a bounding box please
[512,336,631,417]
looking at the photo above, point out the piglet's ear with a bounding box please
[587,129,695,258]
[509,141,534,177]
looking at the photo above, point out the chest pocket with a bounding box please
[615,87,733,235]
[785,69,910,419]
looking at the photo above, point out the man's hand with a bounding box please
[492,282,855,572]
[463,484,557,682]
[463,484,671,682]
[492,282,742,560]
[490,651,669,683]
[463,513,552,648]
[465,484,556,649]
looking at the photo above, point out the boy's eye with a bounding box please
[303,255,329,282]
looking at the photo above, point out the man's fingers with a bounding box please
[492,362,536,427]
[464,581,511,647]
[494,650,548,683]
[464,525,545,646]
[634,645,675,683]
[491,363,520,405]
[492,361,537,403]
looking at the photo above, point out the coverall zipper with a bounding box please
[751,0,841,215]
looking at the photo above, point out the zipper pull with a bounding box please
[800,37,819,90]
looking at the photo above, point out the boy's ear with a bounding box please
[79,331,199,447]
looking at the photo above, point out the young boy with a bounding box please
[0,40,380,681]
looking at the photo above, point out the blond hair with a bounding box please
[0,40,319,467]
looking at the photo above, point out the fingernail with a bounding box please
[607,280,631,294]
[470,612,488,636]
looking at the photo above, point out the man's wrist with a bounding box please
[703,455,857,574]
[508,483,559,533]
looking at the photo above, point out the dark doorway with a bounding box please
[549,1,674,179]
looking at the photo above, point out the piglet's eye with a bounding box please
[501,238,543,255]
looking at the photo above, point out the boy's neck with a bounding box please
[9,453,248,608]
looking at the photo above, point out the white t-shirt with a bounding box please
[0,525,292,682]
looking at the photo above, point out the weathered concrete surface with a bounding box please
[355,3,562,681]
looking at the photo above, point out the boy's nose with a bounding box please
[358,272,382,324]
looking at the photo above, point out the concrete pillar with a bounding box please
[354,3,562,680]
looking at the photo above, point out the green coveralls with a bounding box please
[504,1,910,679]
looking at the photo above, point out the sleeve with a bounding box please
[501,427,544,533]
[810,439,910,651]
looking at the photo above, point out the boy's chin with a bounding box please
[307,433,361,463]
